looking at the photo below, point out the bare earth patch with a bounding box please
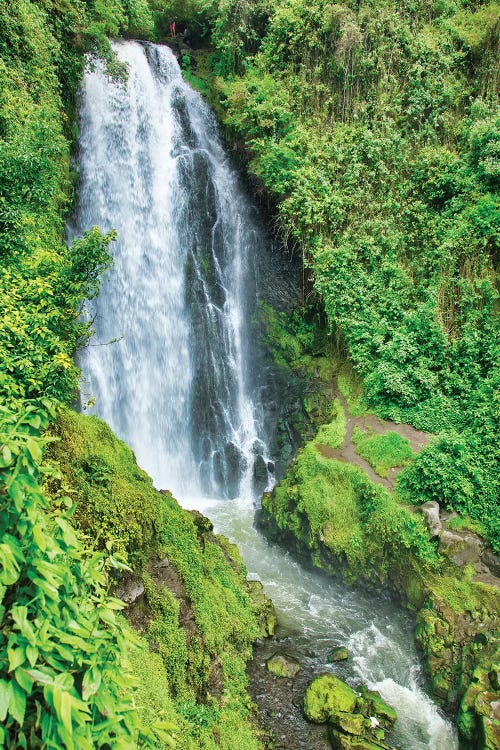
[316,392,431,490]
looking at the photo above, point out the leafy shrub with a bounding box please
[398,428,500,551]
[210,0,500,549]
[0,402,168,749]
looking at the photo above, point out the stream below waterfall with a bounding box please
[72,40,458,750]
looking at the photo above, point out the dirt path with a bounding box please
[316,392,431,490]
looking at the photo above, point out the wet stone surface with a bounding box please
[248,630,398,750]
[248,634,333,749]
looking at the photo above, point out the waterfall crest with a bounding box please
[73,41,271,500]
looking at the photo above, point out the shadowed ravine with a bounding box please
[74,41,457,750]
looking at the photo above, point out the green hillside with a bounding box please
[203,0,499,550]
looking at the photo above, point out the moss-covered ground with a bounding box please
[47,408,267,750]
[351,428,414,479]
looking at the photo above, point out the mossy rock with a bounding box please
[327,646,349,662]
[266,653,301,678]
[304,674,357,723]
[329,728,391,750]
[332,711,366,735]
[489,665,500,691]
[247,580,277,637]
[358,688,397,728]
[481,715,500,750]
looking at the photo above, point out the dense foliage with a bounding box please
[196,0,500,548]
[48,409,264,750]
[0,0,187,409]
[1,0,498,745]
[0,402,174,749]
[263,400,439,583]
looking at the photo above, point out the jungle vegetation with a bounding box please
[0,0,498,747]
[199,0,499,550]
[0,2,264,748]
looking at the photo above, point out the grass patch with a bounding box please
[315,398,346,448]
[446,514,485,537]
[353,428,414,478]
[426,564,500,615]
[337,362,369,417]
[265,437,437,582]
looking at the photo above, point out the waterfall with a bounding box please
[73,41,271,501]
[73,41,457,750]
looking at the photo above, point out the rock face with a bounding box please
[457,648,500,750]
[303,674,398,749]
[116,578,145,605]
[247,579,277,637]
[439,529,483,567]
[266,652,301,678]
[420,501,442,538]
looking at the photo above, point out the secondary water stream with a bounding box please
[73,41,457,750]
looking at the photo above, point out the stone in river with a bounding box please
[266,652,301,678]
[327,646,349,662]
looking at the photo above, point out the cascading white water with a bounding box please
[73,41,270,500]
[74,41,457,750]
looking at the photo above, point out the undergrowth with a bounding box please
[352,428,414,478]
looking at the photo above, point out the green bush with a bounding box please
[210,0,500,550]
[0,402,168,749]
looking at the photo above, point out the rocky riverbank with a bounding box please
[257,385,500,750]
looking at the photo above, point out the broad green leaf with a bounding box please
[97,608,116,626]
[26,645,38,667]
[82,667,101,700]
[8,646,26,672]
[55,517,78,548]
[8,682,26,725]
[8,479,25,511]
[26,669,54,686]
[108,556,132,572]
[57,723,75,750]
[26,437,42,463]
[26,414,41,429]
[0,680,12,722]
[54,673,74,692]
[61,691,73,738]
[105,598,126,611]
[32,524,47,551]
[15,667,33,694]
[11,605,28,633]
[0,544,21,585]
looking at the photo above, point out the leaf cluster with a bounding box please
[0,402,170,749]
